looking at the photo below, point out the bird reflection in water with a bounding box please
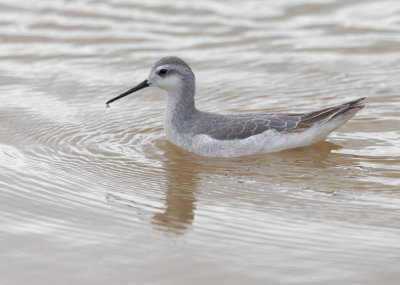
[152,151,200,234]
[106,139,343,234]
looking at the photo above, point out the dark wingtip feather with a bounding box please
[328,97,366,121]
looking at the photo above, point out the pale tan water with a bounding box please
[1,0,400,284]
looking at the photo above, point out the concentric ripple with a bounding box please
[1,0,400,284]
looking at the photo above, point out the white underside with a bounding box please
[166,116,352,157]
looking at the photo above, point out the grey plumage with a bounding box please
[106,56,366,157]
[194,97,366,140]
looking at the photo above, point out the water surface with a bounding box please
[1,0,400,284]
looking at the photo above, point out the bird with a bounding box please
[106,56,366,157]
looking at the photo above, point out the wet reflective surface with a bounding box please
[1,0,400,284]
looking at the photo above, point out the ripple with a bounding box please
[1,0,400,284]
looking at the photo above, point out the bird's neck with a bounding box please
[165,80,196,115]
[164,82,197,138]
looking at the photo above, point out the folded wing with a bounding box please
[204,97,366,140]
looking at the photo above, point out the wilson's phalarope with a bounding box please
[106,56,366,157]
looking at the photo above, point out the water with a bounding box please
[1,0,400,284]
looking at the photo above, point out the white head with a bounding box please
[106,56,195,105]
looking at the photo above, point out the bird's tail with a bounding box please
[327,97,366,122]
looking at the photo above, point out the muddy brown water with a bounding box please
[1,0,400,284]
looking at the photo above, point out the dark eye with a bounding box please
[159,69,168,75]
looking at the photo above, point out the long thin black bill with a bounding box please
[106,79,149,104]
